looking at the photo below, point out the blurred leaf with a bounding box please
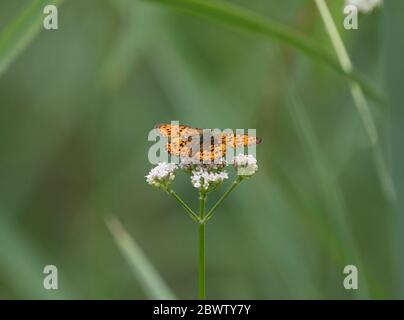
[106,217,176,299]
[142,0,383,104]
[0,0,62,78]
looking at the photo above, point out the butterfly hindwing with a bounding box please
[223,133,262,148]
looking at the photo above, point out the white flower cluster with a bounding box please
[345,0,383,13]
[190,168,229,191]
[233,154,258,177]
[146,154,258,190]
[146,162,177,188]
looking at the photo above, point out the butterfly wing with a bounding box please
[198,132,262,162]
[156,123,202,158]
[155,123,201,138]
[165,133,226,162]
[223,133,262,148]
[194,143,226,162]
[166,137,196,157]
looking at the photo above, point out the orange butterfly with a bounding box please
[155,123,262,162]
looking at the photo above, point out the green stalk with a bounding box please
[198,192,206,299]
[204,177,242,222]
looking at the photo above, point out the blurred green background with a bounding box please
[0,0,403,299]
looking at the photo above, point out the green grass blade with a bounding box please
[0,0,62,78]
[314,0,395,204]
[142,0,384,104]
[106,217,176,300]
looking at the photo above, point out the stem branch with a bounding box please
[168,189,200,222]
[203,177,242,223]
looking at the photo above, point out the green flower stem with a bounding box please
[198,192,206,300]
[168,189,200,223]
[203,177,243,223]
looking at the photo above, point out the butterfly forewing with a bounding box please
[155,123,201,139]
[223,133,262,148]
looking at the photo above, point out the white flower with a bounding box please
[146,162,177,188]
[190,167,229,191]
[345,0,383,13]
[233,154,258,177]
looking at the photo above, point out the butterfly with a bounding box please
[155,123,262,162]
